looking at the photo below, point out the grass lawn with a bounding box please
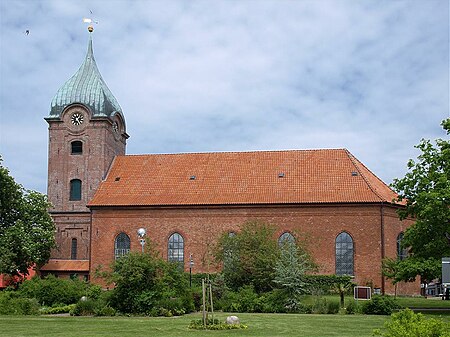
[0,313,390,337]
[301,294,450,309]
[395,296,450,308]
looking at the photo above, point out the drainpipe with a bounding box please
[380,203,385,294]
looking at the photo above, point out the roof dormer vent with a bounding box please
[278,173,285,178]
[351,171,358,176]
[189,175,196,180]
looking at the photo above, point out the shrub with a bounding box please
[70,299,97,316]
[215,220,280,293]
[40,304,76,315]
[345,299,361,314]
[311,297,328,314]
[108,251,193,315]
[373,308,450,337]
[302,275,355,295]
[188,318,248,330]
[18,275,88,306]
[0,292,39,315]
[362,295,402,315]
[95,305,116,317]
[326,300,340,314]
[220,286,264,313]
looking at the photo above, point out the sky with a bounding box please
[0,0,449,194]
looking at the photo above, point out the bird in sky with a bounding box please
[24,30,29,35]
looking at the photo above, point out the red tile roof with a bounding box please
[88,149,399,207]
[40,259,89,272]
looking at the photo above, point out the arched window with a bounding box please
[71,238,77,260]
[397,232,407,260]
[69,179,82,201]
[71,141,83,154]
[335,232,354,275]
[168,233,184,265]
[278,232,295,247]
[114,232,130,260]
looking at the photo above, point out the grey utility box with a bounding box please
[443,258,450,284]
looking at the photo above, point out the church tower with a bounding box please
[42,27,128,278]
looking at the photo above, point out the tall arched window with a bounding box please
[71,141,83,154]
[71,238,77,260]
[335,232,354,275]
[69,179,82,201]
[397,232,407,260]
[278,232,295,247]
[168,233,184,265]
[114,232,130,260]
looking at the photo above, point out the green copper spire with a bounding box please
[49,34,123,119]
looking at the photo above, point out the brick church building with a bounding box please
[41,31,418,295]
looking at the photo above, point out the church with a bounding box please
[40,29,418,295]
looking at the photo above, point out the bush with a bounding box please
[373,308,450,337]
[108,251,193,315]
[302,275,355,295]
[219,286,264,313]
[70,299,97,316]
[0,292,39,315]
[345,299,361,314]
[362,295,402,315]
[326,300,340,314]
[95,305,116,317]
[40,304,76,315]
[18,275,88,306]
[188,318,248,330]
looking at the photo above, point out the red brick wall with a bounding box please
[46,104,126,261]
[89,203,419,294]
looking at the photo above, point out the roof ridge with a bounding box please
[122,148,348,157]
[344,149,386,202]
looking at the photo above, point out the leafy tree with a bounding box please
[0,157,55,278]
[274,240,316,297]
[390,119,450,281]
[216,220,280,293]
[108,248,192,314]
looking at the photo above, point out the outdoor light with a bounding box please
[137,228,146,253]
[189,253,194,287]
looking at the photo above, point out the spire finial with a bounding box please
[82,17,98,33]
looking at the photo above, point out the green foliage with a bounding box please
[383,257,441,284]
[18,275,89,306]
[302,275,354,294]
[40,304,76,315]
[108,251,193,315]
[373,308,450,337]
[216,220,280,293]
[274,240,315,297]
[362,295,402,315]
[188,318,248,330]
[391,118,450,281]
[0,291,40,315]
[219,285,263,313]
[71,299,98,316]
[0,157,56,278]
[345,299,361,314]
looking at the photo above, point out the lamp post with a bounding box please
[189,253,194,287]
[137,228,146,253]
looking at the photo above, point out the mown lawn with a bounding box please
[0,313,389,337]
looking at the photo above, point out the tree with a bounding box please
[274,240,316,297]
[390,118,450,281]
[215,220,280,293]
[0,157,55,278]
[108,250,193,314]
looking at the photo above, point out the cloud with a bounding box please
[0,0,448,193]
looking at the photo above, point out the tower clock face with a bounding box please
[71,112,84,125]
